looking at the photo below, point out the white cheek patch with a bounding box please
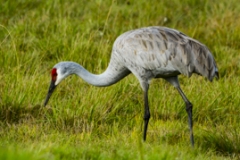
[55,69,64,85]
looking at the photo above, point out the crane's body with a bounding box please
[44,26,219,147]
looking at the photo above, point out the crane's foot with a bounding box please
[186,102,194,147]
[143,116,150,141]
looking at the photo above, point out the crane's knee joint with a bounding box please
[185,102,193,112]
[143,112,150,120]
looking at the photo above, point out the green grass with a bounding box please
[1,0,240,159]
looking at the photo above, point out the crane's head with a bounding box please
[44,64,69,106]
[44,61,80,106]
[44,68,58,106]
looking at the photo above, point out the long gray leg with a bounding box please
[176,86,194,147]
[140,81,150,141]
[165,77,194,147]
[143,89,150,141]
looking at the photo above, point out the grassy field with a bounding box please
[1,0,240,159]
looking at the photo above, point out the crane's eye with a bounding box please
[51,68,58,81]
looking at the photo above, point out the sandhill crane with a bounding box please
[44,26,219,147]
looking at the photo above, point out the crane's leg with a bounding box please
[176,86,194,147]
[140,81,150,141]
[143,89,150,141]
[165,77,194,147]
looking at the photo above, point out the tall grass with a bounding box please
[1,0,240,159]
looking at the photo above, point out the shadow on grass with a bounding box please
[0,103,53,124]
[198,129,240,158]
[0,103,136,136]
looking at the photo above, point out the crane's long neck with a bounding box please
[69,62,130,87]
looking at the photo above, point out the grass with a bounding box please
[1,0,240,159]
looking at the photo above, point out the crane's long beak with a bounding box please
[44,81,56,106]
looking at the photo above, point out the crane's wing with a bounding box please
[114,27,218,80]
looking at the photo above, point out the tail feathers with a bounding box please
[190,43,218,81]
[174,38,219,81]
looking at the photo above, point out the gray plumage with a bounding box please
[44,26,219,147]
